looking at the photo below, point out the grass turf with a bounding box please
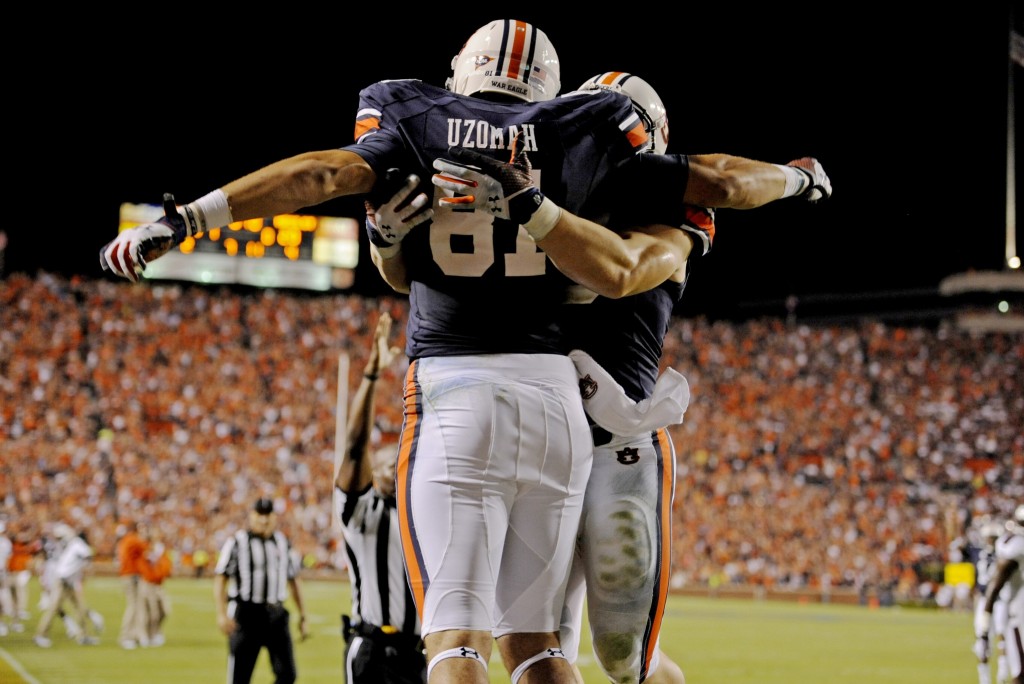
[0,576,980,683]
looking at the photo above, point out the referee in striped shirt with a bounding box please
[335,311,426,684]
[214,497,308,684]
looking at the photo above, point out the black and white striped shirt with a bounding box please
[214,529,296,605]
[336,485,419,635]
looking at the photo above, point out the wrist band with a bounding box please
[775,165,809,198]
[185,189,233,236]
[522,197,562,241]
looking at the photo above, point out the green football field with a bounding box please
[0,576,983,683]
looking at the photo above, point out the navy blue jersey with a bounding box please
[343,79,649,358]
[562,205,715,402]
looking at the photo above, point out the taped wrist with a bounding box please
[365,216,397,250]
[181,189,233,237]
[521,196,561,241]
[775,165,811,198]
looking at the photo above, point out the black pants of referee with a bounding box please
[228,602,296,684]
[343,617,426,684]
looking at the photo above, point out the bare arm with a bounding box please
[984,558,1019,613]
[370,246,411,294]
[221,149,377,221]
[686,153,794,209]
[536,222,692,298]
[288,577,308,640]
[334,312,401,493]
[213,574,235,636]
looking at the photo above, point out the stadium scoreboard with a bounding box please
[117,201,361,291]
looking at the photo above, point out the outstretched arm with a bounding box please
[100,149,377,282]
[334,311,402,494]
[222,149,377,220]
[685,153,829,209]
[431,145,823,298]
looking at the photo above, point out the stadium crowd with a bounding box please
[2,272,1022,605]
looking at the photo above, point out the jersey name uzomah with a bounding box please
[447,120,539,152]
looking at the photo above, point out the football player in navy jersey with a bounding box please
[423,73,830,684]
[99,19,662,684]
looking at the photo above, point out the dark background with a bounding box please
[9,6,1018,320]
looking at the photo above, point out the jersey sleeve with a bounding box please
[679,205,716,257]
[587,152,692,229]
[213,536,238,576]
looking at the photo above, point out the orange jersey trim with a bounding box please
[626,120,650,152]
[354,116,381,142]
[643,427,676,676]
[396,360,426,620]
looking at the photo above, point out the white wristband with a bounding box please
[183,189,233,236]
[522,197,562,241]
[775,165,810,198]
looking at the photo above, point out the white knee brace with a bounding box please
[510,647,568,684]
[426,646,489,681]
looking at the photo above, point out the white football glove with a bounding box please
[431,141,551,224]
[787,157,832,203]
[365,172,432,258]
[99,194,191,283]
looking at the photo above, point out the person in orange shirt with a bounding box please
[139,536,172,647]
[116,521,148,649]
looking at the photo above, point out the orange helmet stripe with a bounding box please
[505,19,529,82]
[599,71,624,86]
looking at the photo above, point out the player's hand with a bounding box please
[786,157,832,203]
[217,614,237,636]
[98,194,190,282]
[298,615,310,642]
[973,635,989,662]
[431,137,544,226]
[365,170,432,257]
[366,311,402,377]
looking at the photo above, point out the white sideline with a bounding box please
[0,647,41,684]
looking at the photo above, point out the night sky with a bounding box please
[10,6,1017,320]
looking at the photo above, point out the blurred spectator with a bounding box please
[33,523,103,647]
[140,534,172,647]
[1,273,1021,606]
[116,520,148,649]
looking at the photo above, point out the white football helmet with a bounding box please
[578,72,669,155]
[1010,504,1024,534]
[982,520,1004,543]
[446,19,560,103]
